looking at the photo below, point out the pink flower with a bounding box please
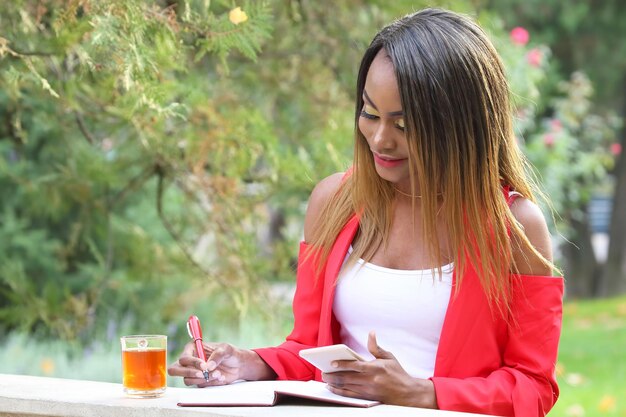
[510,27,529,46]
[550,118,562,132]
[611,143,622,156]
[527,48,543,67]
[543,133,555,148]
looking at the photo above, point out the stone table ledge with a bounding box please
[0,374,490,417]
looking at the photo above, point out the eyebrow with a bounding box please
[363,89,404,117]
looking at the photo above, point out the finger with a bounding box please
[330,359,364,372]
[322,371,367,387]
[168,362,208,378]
[183,376,214,386]
[206,344,233,371]
[178,355,208,370]
[183,341,208,362]
[201,342,218,356]
[182,342,196,356]
[367,331,394,360]
[176,341,209,369]
[326,383,370,400]
[196,376,229,388]
[183,367,229,387]
[188,341,217,367]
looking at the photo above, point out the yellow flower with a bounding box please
[597,395,616,413]
[229,7,248,25]
[40,358,55,375]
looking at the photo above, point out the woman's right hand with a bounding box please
[167,341,275,387]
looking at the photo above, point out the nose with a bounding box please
[371,123,395,151]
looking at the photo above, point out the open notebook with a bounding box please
[176,380,380,408]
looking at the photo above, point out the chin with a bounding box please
[373,165,407,184]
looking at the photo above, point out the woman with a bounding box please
[168,8,563,417]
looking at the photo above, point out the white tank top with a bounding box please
[332,247,453,379]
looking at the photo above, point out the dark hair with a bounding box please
[355,8,513,193]
[311,9,553,312]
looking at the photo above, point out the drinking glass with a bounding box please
[120,335,167,398]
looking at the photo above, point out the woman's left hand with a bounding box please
[322,331,438,408]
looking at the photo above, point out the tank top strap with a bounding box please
[507,190,523,206]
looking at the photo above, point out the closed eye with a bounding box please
[360,104,380,120]
[360,110,378,120]
[360,104,405,131]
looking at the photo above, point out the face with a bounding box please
[358,49,410,188]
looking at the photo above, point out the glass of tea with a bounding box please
[120,335,167,398]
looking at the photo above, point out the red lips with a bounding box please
[373,153,407,168]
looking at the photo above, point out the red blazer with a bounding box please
[255,212,564,417]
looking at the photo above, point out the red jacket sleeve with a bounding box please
[253,241,322,380]
[432,274,563,417]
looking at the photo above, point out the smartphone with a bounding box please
[299,344,366,373]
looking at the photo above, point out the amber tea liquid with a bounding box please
[120,335,167,397]
[122,348,166,391]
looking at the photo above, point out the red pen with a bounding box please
[187,315,210,382]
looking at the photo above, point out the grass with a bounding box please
[0,303,292,388]
[0,332,125,383]
[549,296,626,417]
[0,295,624,414]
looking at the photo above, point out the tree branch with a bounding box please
[74,112,96,145]
[156,165,227,288]
[0,36,54,58]
[10,48,55,57]
[109,164,155,209]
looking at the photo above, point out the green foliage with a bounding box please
[478,0,626,296]
[482,16,621,243]
[482,0,626,108]
[0,0,278,342]
[0,332,123,383]
[550,296,626,416]
[524,72,620,231]
[0,0,415,344]
[190,1,273,67]
[2,0,618,352]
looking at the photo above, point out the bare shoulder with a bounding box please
[303,172,345,243]
[509,197,554,276]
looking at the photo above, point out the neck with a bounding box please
[394,187,422,198]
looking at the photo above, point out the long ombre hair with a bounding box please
[308,9,554,314]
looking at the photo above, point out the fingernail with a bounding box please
[207,360,216,370]
[195,371,205,378]
[331,361,338,368]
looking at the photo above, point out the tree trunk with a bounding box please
[561,216,600,298]
[599,74,626,296]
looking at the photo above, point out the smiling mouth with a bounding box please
[376,154,404,162]
[373,153,407,168]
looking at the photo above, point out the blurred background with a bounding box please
[0,0,624,415]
